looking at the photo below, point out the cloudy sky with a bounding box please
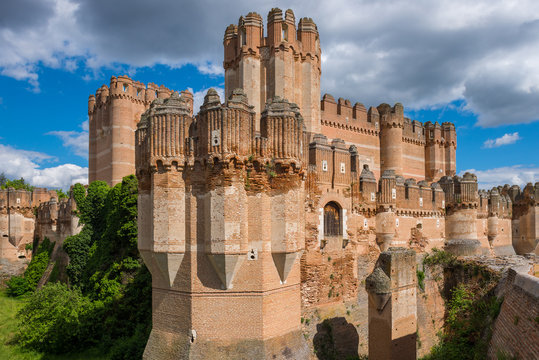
[0,0,538,189]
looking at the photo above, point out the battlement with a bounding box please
[0,189,33,210]
[438,173,479,210]
[0,188,58,210]
[477,188,512,218]
[136,88,308,176]
[88,75,187,113]
[36,196,76,224]
[373,170,444,212]
[224,8,319,65]
[224,8,321,133]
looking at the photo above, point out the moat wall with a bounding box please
[488,268,539,359]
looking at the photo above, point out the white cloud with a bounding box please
[46,120,89,158]
[1,0,539,126]
[196,62,224,76]
[189,87,225,114]
[483,132,521,148]
[0,144,87,190]
[460,165,538,190]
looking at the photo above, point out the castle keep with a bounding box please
[84,7,538,359]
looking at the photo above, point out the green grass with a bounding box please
[0,291,108,360]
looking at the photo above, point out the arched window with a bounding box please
[324,202,342,237]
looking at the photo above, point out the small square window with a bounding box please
[322,160,328,172]
[363,219,368,228]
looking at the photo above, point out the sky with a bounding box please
[0,0,538,190]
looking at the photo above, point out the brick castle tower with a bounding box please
[135,89,309,358]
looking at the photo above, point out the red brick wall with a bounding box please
[488,269,539,359]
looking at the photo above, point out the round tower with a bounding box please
[378,103,404,176]
[444,173,482,256]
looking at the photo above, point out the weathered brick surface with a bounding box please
[488,269,539,359]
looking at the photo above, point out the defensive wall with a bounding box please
[0,188,80,271]
[488,268,539,359]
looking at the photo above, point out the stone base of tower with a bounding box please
[444,238,481,256]
[143,329,309,360]
[143,329,190,360]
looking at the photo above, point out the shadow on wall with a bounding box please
[313,317,359,360]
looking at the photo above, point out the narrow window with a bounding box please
[282,23,288,42]
[241,28,246,46]
[340,162,345,174]
[324,202,342,237]
[123,84,128,92]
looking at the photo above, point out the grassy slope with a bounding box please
[0,291,108,360]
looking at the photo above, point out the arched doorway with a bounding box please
[324,201,342,237]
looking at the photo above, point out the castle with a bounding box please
[84,8,538,359]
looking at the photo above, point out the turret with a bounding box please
[378,103,404,176]
[425,121,445,182]
[442,122,456,176]
[224,8,321,134]
[444,173,481,256]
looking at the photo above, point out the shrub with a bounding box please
[6,237,55,297]
[417,269,426,291]
[15,283,96,353]
[6,276,31,297]
[24,238,55,289]
[422,248,457,267]
[63,226,93,286]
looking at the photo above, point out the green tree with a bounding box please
[1,176,35,191]
[17,176,150,358]
[55,188,69,199]
[16,282,97,353]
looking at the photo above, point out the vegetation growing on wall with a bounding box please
[421,249,503,360]
[11,176,151,359]
[6,238,55,297]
